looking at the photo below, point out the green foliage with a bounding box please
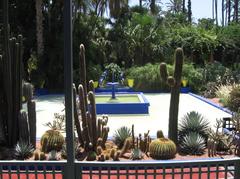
[178,111,210,141]
[113,126,132,149]
[126,63,171,92]
[105,63,122,82]
[15,141,34,160]
[182,63,204,92]
[149,138,177,159]
[179,132,206,155]
[228,85,240,112]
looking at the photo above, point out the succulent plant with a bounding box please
[130,148,144,160]
[48,150,58,161]
[180,132,206,155]
[120,138,132,157]
[113,126,132,149]
[149,138,177,160]
[40,130,65,153]
[15,141,34,160]
[157,130,164,138]
[178,111,210,141]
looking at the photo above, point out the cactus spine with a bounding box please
[160,48,184,144]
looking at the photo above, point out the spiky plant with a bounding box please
[113,126,132,149]
[149,138,177,160]
[178,111,209,141]
[48,150,58,161]
[180,132,206,155]
[15,141,34,160]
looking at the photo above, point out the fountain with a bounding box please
[95,71,150,114]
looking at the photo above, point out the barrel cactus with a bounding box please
[40,130,64,153]
[149,138,176,160]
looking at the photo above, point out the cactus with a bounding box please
[130,148,144,160]
[120,138,131,157]
[18,110,30,143]
[40,130,64,153]
[34,151,40,160]
[157,130,164,139]
[149,138,177,160]
[110,148,116,159]
[160,48,184,144]
[98,154,105,162]
[40,152,46,160]
[113,151,120,161]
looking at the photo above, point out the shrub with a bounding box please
[126,63,172,92]
[215,84,233,106]
[182,63,204,92]
[228,85,240,112]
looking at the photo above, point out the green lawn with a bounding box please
[95,94,140,103]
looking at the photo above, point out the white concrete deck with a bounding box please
[35,93,232,139]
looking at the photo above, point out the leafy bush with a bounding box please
[105,63,122,82]
[126,63,171,92]
[228,85,240,112]
[182,63,204,92]
[204,61,227,83]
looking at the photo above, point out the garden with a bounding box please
[0,0,240,178]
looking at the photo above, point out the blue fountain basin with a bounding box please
[95,92,150,114]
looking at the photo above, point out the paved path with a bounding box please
[35,93,232,139]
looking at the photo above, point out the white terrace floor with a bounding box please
[35,93,232,139]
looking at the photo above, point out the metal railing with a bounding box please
[1,158,240,179]
[75,158,240,179]
[0,161,66,179]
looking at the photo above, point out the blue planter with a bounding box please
[180,87,191,93]
[35,88,49,96]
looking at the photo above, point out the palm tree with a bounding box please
[222,0,225,26]
[108,0,129,18]
[187,0,192,23]
[215,0,218,25]
[234,0,238,22]
[228,0,231,23]
[182,0,186,13]
[212,0,215,19]
[36,0,44,58]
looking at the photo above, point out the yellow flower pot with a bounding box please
[127,79,134,88]
[93,81,99,88]
[182,79,188,87]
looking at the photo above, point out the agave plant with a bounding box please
[15,141,34,160]
[178,111,210,141]
[113,126,132,149]
[180,132,206,155]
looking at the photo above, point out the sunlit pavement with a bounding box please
[35,93,232,139]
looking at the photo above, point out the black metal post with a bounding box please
[64,0,75,178]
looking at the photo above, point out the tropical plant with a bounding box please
[104,63,122,82]
[179,132,206,155]
[113,126,132,149]
[15,141,34,160]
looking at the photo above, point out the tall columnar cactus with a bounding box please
[79,44,88,107]
[74,44,109,156]
[160,48,184,144]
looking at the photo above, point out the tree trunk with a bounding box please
[182,0,186,13]
[36,0,44,58]
[212,0,215,19]
[234,0,238,22]
[139,0,142,8]
[215,0,218,25]
[228,0,231,23]
[187,0,192,23]
[222,0,225,26]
